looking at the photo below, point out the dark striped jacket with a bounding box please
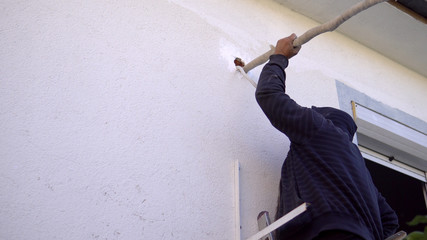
[255,55,398,240]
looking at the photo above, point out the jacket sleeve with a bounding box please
[377,192,399,238]
[255,55,323,144]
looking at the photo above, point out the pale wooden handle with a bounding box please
[242,0,387,73]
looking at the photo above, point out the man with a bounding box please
[255,34,398,240]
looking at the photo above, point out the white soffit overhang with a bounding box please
[274,0,427,78]
[352,102,427,171]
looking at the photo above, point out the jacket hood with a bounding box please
[312,106,357,140]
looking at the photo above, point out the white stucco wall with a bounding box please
[1,0,426,239]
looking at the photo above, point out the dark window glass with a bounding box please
[366,159,427,233]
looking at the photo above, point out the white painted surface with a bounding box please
[0,0,426,239]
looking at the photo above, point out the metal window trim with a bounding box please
[359,145,426,182]
[352,101,427,172]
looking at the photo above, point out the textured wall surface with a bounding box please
[1,0,426,239]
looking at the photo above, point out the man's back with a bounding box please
[274,106,396,239]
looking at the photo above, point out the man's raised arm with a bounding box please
[255,34,323,144]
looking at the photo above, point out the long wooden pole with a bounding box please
[242,0,387,73]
